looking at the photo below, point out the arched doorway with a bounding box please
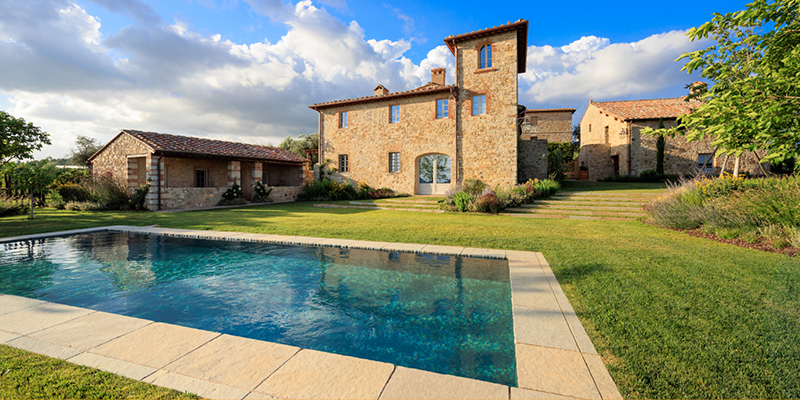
[417,154,451,195]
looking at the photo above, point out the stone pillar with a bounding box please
[144,155,164,210]
[253,162,263,184]
[126,157,139,190]
[228,161,241,187]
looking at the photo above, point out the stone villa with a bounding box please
[309,20,571,195]
[89,130,309,210]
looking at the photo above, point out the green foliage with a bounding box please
[92,175,129,210]
[473,192,501,213]
[64,201,105,211]
[0,111,50,167]
[453,191,471,212]
[645,174,800,248]
[129,183,151,210]
[547,142,579,181]
[252,181,273,203]
[57,183,94,202]
[599,170,679,183]
[0,200,26,217]
[53,168,90,185]
[68,136,103,168]
[646,0,800,164]
[656,118,666,175]
[280,133,318,166]
[444,178,560,213]
[218,182,245,206]
[462,178,487,196]
[2,160,58,218]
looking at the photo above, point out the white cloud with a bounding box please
[521,31,705,105]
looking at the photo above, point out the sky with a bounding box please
[0,0,752,160]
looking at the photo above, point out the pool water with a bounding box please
[0,231,516,385]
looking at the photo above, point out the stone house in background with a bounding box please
[577,96,766,180]
[309,20,537,195]
[89,130,309,210]
[518,108,575,180]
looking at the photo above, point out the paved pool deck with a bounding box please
[0,226,621,399]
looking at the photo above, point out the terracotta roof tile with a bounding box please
[122,130,307,163]
[592,97,701,121]
[309,82,454,110]
[525,108,576,113]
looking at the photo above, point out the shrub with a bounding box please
[53,169,90,186]
[65,201,104,211]
[0,200,26,217]
[92,176,129,210]
[129,183,150,210]
[759,224,790,248]
[473,192,501,213]
[218,197,247,206]
[57,183,93,202]
[252,181,273,203]
[47,192,66,210]
[453,191,472,212]
[218,182,245,206]
[462,179,486,196]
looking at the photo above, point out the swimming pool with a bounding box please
[0,231,516,386]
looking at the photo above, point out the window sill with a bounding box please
[474,68,497,74]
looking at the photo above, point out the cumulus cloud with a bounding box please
[521,31,704,105]
[0,0,453,158]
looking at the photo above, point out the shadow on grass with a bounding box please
[552,262,607,285]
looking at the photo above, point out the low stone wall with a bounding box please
[518,136,548,181]
[269,186,303,202]
[160,187,226,210]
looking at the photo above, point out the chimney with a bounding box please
[374,85,389,96]
[431,68,446,86]
[689,81,706,96]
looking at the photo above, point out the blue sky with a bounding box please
[0,0,751,158]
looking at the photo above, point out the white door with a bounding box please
[417,155,451,195]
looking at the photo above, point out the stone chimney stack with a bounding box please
[374,85,389,96]
[689,81,706,96]
[431,68,446,85]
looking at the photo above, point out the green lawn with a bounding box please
[0,345,197,399]
[1,194,799,398]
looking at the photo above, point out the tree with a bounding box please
[2,160,57,219]
[68,136,103,168]
[572,125,581,146]
[664,0,800,165]
[656,118,666,175]
[0,111,51,168]
[279,133,319,165]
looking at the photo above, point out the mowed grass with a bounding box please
[1,194,799,398]
[0,345,197,399]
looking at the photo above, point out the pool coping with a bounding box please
[0,226,621,399]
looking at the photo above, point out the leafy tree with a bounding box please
[68,136,103,168]
[2,160,57,219]
[279,133,319,165]
[656,118,666,175]
[572,125,581,146]
[655,0,800,164]
[0,111,51,168]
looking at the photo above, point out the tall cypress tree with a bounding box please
[656,118,666,175]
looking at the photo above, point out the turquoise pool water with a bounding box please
[0,231,516,385]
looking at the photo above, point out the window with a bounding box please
[389,152,400,173]
[527,116,538,125]
[588,124,592,132]
[261,171,269,186]
[390,105,401,123]
[698,154,714,174]
[472,95,486,115]
[480,44,492,69]
[195,169,207,188]
[340,111,348,128]
[436,99,449,119]
[339,154,349,173]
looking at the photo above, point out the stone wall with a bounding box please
[578,103,631,180]
[91,133,151,186]
[161,187,226,210]
[319,91,457,195]
[164,157,229,188]
[521,110,573,143]
[456,30,519,188]
[269,186,303,202]
[518,136,548,181]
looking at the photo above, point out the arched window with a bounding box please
[480,44,492,69]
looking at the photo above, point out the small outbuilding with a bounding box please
[89,129,309,210]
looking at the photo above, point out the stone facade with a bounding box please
[518,136,548,180]
[91,130,308,210]
[520,109,575,144]
[311,20,528,195]
[578,100,767,180]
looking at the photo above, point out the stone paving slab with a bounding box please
[379,366,508,399]
[144,370,251,400]
[516,344,600,399]
[513,305,578,351]
[30,311,152,350]
[346,240,393,250]
[508,266,561,311]
[68,352,158,381]
[0,295,45,316]
[510,387,577,399]
[254,349,394,399]
[92,323,221,369]
[318,238,358,247]
[584,353,623,399]
[419,244,464,256]
[164,334,299,391]
[381,242,427,253]
[0,302,94,335]
[7,336,83,360]
[0,331,20,343]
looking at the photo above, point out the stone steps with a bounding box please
[503,191,663,221]
[313,204,444,213]
[348,201,439,208]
